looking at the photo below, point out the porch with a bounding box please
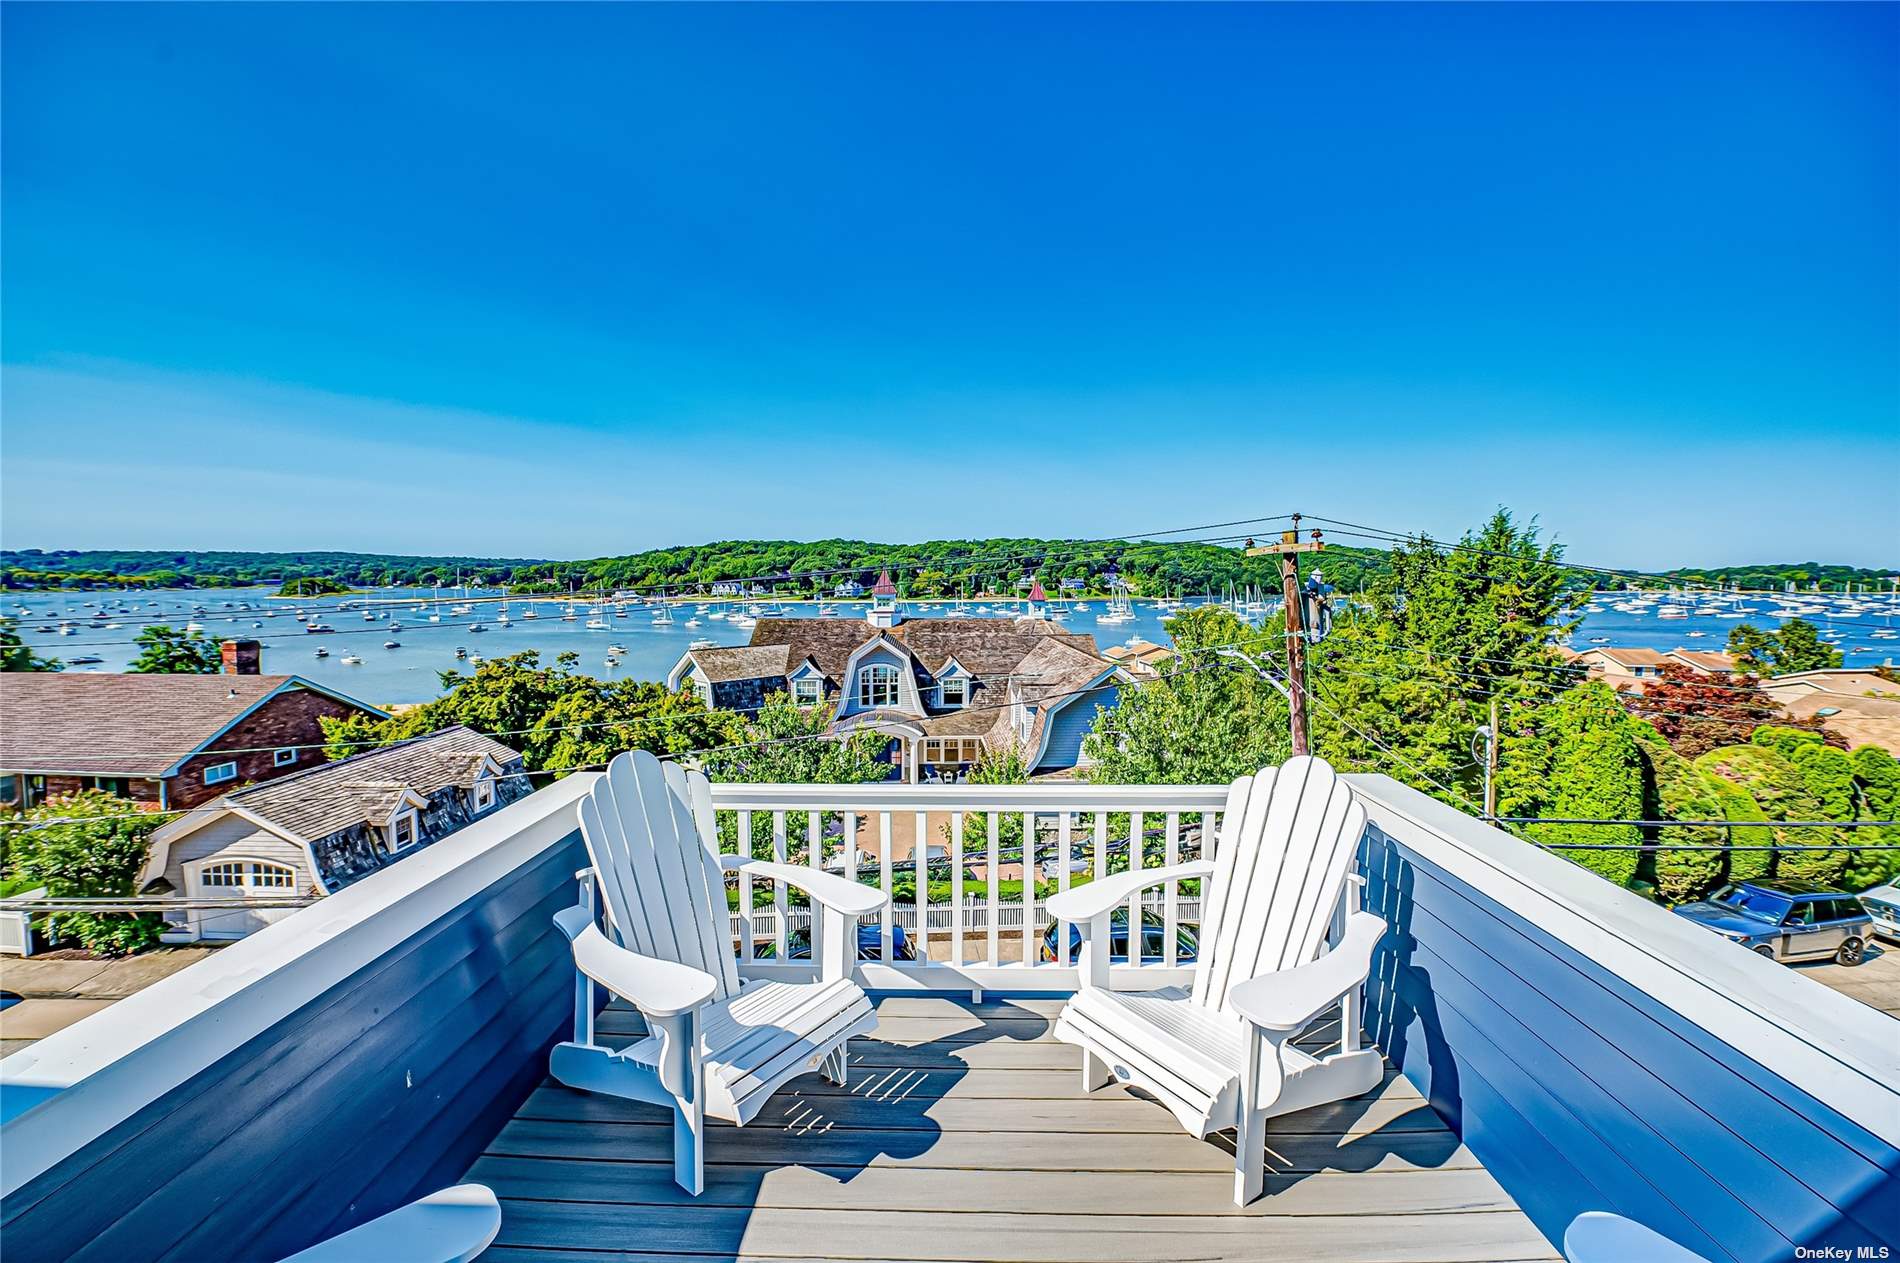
[469,992,1555,1262]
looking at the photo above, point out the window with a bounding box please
[792,678,823,708]
[0,775,16,805]
[472,777,496,813]
[204,761,238,786]
[858,664,900,709]
[273,747,298,768]
[90,776,130,797]
[923,737,983,765]
[939,677,968,707]
[201,860,295,890]
[388,810,420,852]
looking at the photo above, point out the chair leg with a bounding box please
[821,1044,849,1086]
[1082,1046,1113,1091]
[673,1095,705,1196]
[1233,1105,1266,1206]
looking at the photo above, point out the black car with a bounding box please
[751,922,918,961]
[1038,910,1198,964]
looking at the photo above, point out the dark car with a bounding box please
[752,922,917,962]
[1038,910,1199,965]
[1673,879,1873,966]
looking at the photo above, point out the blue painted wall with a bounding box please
[1036,684,1117,771]
[0,829,587,1263]
[1359,824,1900,1263]
[837,644,910,717]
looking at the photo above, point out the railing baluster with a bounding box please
[914,810,929,965]
[808,810,823,967]
[879,812,894,962]
[1127,811,1144,968]
[950,811,964,964]
[1057,812,1072,968]
[1164,811,1181,968]
[772,810,788,959]
[737,809,754,962]
[1021,811,1036,969]
[986,813,1000,968]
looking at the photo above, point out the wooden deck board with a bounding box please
[469,994,1558,1263]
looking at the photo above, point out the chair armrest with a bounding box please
[553,905,717,1018]
[276,1184,501,1263]
[1227,911,1385,1034]
[725,858,887,916]
[1044,860,1215,923]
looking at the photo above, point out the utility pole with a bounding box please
[1246,515,1324,756]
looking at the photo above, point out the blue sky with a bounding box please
[3,4,1895,567]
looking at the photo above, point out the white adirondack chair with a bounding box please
[1048,755,1387,1205]
[277,1185,500,1263]
[549,749,886,1195]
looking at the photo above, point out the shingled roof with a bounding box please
[208,725,521,841]
[747,617,1100,684]
[0,673,381,777]
[684,644,792,683]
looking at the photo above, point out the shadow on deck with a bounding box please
[466,995,1557,1263]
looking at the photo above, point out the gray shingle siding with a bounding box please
[314,761,531,890]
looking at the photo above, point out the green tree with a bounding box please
[1498,683,1645,887]
[1703,773,1775,882]
[1847,746,1900,890]
[1725,619,1843,676]
[2,791,165,957]
[0,617,59,672]
[1083,606,1290,785]
[702,695,892,864]
[1631,726,1728,904]
[127,625,221,674]
[1310,509,1585,807]
[1697,744,1840,885]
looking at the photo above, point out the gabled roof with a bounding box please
[173,726,521,844]
[746,616,1101,684]
[0,673,384,777]
[1665,649,1738,674]
[683,644,793,683]
[1579,647,1669,669]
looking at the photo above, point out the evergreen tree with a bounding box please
[1498,683,1645,886]
[1631,726,1727,903]
[1847,747,1900,890]
[127,625,221,674]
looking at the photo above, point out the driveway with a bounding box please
[1793,938,1900,1020]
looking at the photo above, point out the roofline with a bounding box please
[140,803,310,890]
[1026,666,1125,770]
[158,677,388,778]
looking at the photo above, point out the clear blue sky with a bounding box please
[3,4,1895,568]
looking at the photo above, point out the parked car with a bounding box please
[1857,884,1900,944]
[751,922,917,961]
[1673,879,1873,966]
[1038,910,1199,965]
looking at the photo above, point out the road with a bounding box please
[1793,937,1900,1020]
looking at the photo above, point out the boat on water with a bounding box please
[66,654,105,665]
[585,617,610,630]
[306,622,336,633]
[467,653,484,664]
[469,623,486,632]
[729,613,757,629]
[684,618,701,628]
[384,640,402,649]
[455,646,467,659]
[340,653,363,665]
[184,621,205,633]
[313,646,330,658]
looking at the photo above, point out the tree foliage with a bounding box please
[1630,727,1728,903]
[1621,665,1783,758]
[127,625,222,674]
[702,695,892,863]
[1848,747,1900,890]
[1696,744,1841,885]
[1309,509,1584,806]
[1,791,165,957]
[1498,683,1645,886]
[320,650,740,774]
[1083,607,1290,785]
[0,617,60,672]
[1725,618,1843,676]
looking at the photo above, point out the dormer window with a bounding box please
[939,677,968,707]
[792,678,823,708]
[387,809,420,853]
[472,776,496,813]
[859,664,900,709]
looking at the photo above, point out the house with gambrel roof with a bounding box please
[668,572,1126,779]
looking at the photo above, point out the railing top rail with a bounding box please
[704,782,1231,812]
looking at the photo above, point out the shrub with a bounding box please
[1632,728,1727,904]
[3,790,165,957]
[1518,685,1646,887]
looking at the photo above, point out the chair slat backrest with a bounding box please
[1190,756,1367,1014]
[578,750,741,1000]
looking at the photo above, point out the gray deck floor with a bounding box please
[468,994,1558,1263]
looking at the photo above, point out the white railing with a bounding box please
[707,782,1230,992]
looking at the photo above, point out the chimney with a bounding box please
[221,639,262,675]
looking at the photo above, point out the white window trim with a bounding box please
[939,677,968,708]
[791,678,823,708]
[858,664,900,710]
[203,761,238,786]
[273,747,298,768]
[386,809,421,853]
[472,777,496,813]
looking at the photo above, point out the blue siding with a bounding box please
[1359,824,1900,1263]
[838,644,909,718]
[1036,685,1117,771]
[0,829,587,1263]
